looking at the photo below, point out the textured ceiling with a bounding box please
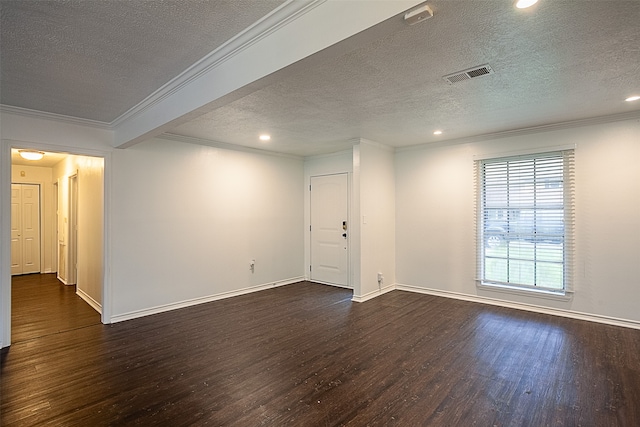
[171,0,640,156]
[0,0,286,122]
[2,0,640,157]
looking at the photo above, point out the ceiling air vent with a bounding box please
[443,64,494,85]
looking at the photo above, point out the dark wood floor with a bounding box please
[9,273,101,343]
[2,276,639,426]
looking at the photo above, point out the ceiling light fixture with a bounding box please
[625,95,640,102]
[515,0,538,9]
[433,130,443,135]
[259,134,271,141]
[18,150,45,161]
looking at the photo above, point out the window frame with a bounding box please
[475,148,575,297]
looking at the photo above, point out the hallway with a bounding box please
[10,273,100,343]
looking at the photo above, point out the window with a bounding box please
[476,150,575,294]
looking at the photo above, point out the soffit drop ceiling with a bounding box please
[0,0,286,122]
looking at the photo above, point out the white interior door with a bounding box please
[310,174,348,286]
[11,183,41,275]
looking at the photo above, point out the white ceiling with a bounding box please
[2,0,639,157]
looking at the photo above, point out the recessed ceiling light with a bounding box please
[18,150,45,161]
[433,130,443,135]
[259,134,271,141]
[515,0,538,9]
[625,95,640,102]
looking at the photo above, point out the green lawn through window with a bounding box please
[484,241,564,289]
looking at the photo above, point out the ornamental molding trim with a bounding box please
[111,0,326,129]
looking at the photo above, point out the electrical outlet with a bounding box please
[377,272,383,283]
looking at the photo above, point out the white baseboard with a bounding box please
[108,278,640,330]
[352,283,396,303]
[396,283,640,330]
[110,277,305,324]
[76,288,102,314]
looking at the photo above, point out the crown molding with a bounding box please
[111,0,326,129]
[304,148,353,161]
[397,110,640,153]
[357,138,395,152]
[159,133,302,160]
[0,104,112,130]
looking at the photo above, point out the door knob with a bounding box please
[342,233,347,239]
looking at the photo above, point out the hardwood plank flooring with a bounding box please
[9,273,101,343]
[2,280,639,426]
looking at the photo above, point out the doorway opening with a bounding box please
[6,148,105,345]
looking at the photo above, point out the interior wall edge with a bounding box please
[351,282,395,303]
[0,141,12,348]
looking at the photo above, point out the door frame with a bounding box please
[309,172,351,288]
[1,140,112,348]
[68,174,78,285]
[53,181,59,277]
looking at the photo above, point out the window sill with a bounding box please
[477,282,573,302]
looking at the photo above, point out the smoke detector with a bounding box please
[404,4,433,25]
[443,64,494,85]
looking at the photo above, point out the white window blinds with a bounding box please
[476,150,575,294]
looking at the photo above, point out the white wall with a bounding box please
[396,118,640,324]
[109,138,304,319]
[2,112,113,150]
[357,141,396,300]
[3,111,638,349]
[1,111,304,346]
[11,165,56,274]
[53,154,104,311]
